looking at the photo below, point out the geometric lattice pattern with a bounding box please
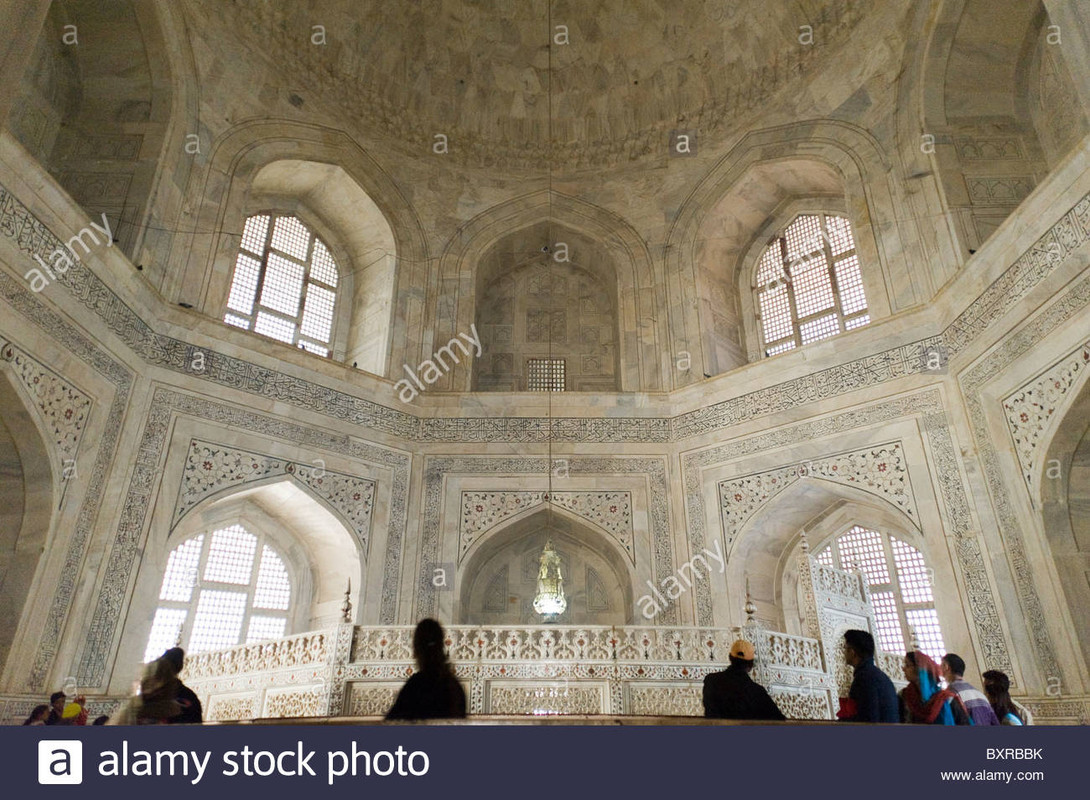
[527,357,566,391]
[755,214,869,357]
[224,214,339,356]
[816,526,945,661]
[144,525,292,661]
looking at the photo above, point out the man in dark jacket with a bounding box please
[703,639,786,721]
[160,648,203,724]
[840,629,899,723]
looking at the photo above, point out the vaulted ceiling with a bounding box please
[183,0,877,170]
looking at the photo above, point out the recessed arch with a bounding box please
[434,189,667,392]
[1038,360,1090,674]
[665,120,920,387]
[915,0,1087,253]
[472,220,620,392]
[456,506,635,625]
[0,370,56,673]
[119,477,363,675]
[165,119,430,378]
[7,0,176,260]
[725,476,924,633]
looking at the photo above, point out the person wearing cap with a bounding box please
[840,629,899,723]
[702,639,785,721]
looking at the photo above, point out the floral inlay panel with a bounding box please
[459,490,633,562]
[1,344,92,464]
[1002,342,1090,490]
[174,440,376,549]
[718,442,915,553]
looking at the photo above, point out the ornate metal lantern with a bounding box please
[532,538,567,619]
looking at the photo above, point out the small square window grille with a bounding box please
[527,358,565,391]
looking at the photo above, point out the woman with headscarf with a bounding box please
[899,650,970,725]
[385,619,466,720]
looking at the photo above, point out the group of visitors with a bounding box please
[700,628,1028,724]
[22,691,108,726]
[24,647,203,726]
[837,629,1027,725]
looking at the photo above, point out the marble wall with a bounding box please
[0,0,1088,725]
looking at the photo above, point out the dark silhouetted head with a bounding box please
[412,618,449,673]
[161,647,185,674]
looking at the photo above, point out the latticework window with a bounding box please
[754,214,869,357]
[224,214,339,357]
[527,358,566,391]
[816,525,945,661]
[143,525,292,662]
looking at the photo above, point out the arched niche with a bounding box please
[165,120,429,378]
[435,190,667,393]
[1038,369,1090,675]
[0,371,55,674]
[917,0,1086,253]
[690,158,861,370]
[725,478,926,635]
[237,159,398,371]
[665,121,916,388]
[116,477,363,675]
[6,0,174,259]
[472,221,619,392]
[457,507,634,626]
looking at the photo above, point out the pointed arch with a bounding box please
[1037,356,1090,673]
[165,119,430,378]
[434,189,667,392]
[0,369,55,673]
[456,506,636,625]
[664,120,925,387]
[726,476,923,633]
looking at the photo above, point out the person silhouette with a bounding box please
[385,619,467,720]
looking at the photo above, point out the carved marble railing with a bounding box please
[186,624,834,721]
[182,554,899,722]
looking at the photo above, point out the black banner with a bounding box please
[10,723,1085,797]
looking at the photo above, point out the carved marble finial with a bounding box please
[341,579,353,623]
[744,575,756,622]
[799,531,810,554]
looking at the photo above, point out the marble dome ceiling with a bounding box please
[184,0,872,170]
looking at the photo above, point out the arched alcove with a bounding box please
[436,190,667,392]
[665,120,916,388]
[918,0,1087,253]
[6,0,174,259]
[117,477,363,672]
[245,160,397,372]
[457,507,634,625]
[472,221,619,392]
[1038,369,1090,674]
[0,372,55,674]
[166,120,429,378]
[724,477,925,634]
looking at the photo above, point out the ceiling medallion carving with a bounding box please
[189,0,870,169]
